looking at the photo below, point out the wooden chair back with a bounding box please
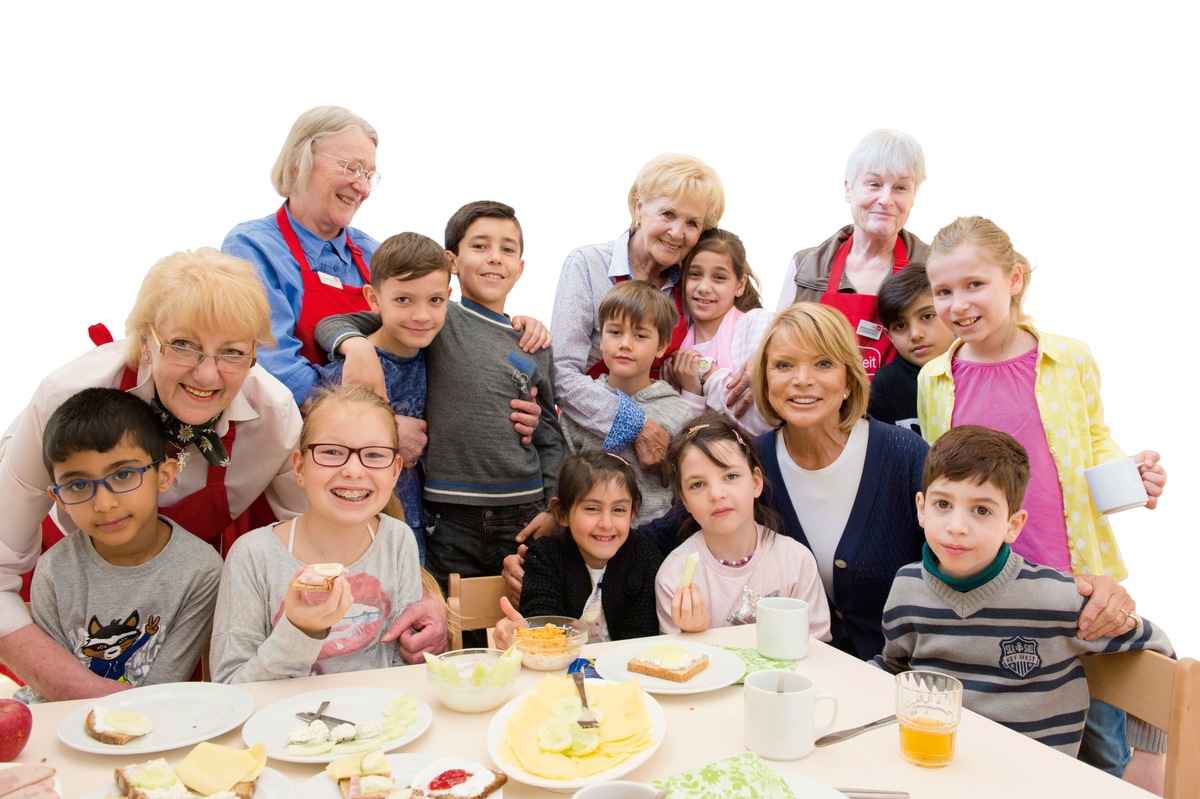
[446,573,508,651]
[1083,650,1200,799]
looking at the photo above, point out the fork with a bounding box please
[572,672,599,729]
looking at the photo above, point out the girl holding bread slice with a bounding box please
[655,413,832,637]
[210,384,431,682]
[494,451,663,646]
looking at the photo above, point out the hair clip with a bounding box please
[733,429,745,447]
[606,452,630,467]
[687,424,710,435]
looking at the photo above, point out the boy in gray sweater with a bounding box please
[560,280,691,524]
[876,426,1173,764]
[18,389,221,703]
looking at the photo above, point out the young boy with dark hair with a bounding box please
[868,264,954,433]
[875,425,1173,761]
[317,231,452,559]
[560,280,691,524]
[17,388,222,703]
[314,201,564,592]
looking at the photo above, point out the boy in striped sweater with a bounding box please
[876,426,1173,764]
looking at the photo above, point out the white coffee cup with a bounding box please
[744,669,837,760]
[1085,458,1148,515]
[573,781,659,798]
[756,596,809,660]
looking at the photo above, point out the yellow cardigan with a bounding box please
[917,327,1128,580]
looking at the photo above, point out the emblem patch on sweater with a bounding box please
[999,636,1041,678]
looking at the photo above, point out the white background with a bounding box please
[2,3,1194,654]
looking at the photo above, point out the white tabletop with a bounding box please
[17,625,1152,797]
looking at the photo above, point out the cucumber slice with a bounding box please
[681,551,700,588]
[568,725,600,756]
[130,767,177,790]
[360,749,389,773]
[359,775,396,794]
[331,736,382,755]
[286,740,335,757]
[384,695,419,715]
[537,719,574,752]
[550,698,581,719]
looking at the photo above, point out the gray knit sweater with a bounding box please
[875,552,1173,756]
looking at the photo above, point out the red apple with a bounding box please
[0,698,32,761]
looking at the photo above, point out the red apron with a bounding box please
[586,277,689,380]
[820,236,910,380]
[276,204,371,366]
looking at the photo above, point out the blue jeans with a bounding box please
[1078,698,1131,776]
[422,500,544,590]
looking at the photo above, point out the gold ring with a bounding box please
[1118,608,1129,622]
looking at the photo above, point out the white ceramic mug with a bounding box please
[756,596,809,660]
[572,781,660,798]
[744,669,837,760]
[1085,457,1148,515]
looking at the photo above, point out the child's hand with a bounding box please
[671,584,710,633]
[1132,450,1166,509]
[512,315,552,352]
[672,349,704,395]
[493,596,525,649]
[284,567,354,636]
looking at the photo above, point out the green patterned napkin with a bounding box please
[715,645,798,683]
[652,751,798,798]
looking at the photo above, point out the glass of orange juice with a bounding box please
[896,670,962,767]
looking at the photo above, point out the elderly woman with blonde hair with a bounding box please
[777,129,929,378]
[0,248,306,700]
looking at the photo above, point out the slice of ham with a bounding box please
[0,764,57,797]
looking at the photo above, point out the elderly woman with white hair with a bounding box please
[776,129,928,379]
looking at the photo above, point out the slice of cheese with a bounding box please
[175,741,260,795]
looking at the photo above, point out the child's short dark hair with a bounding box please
[370,232,451,290]
[598,280,679,347]
[554,451,643,522]
[666,412,782,541]
[42,388,166,475]
[444,200,524,256]
[877,263,931,330]
[922,425,1030,515]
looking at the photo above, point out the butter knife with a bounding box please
[815,714,897,746]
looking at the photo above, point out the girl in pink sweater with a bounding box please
[655,414,831,637]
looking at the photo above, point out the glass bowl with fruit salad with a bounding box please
[425,647,522,712]
[514,616,588,671]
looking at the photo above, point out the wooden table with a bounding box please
[16,625,1152,796]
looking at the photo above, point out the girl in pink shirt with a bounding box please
[655,414,831,637]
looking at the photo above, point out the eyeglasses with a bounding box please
[150,328,256,374]
[305,444,399,469]
[51,461,163,505]
[317,152,382,192]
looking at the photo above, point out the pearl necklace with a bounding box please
[718,551,755,568]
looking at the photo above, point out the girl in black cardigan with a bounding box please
[495,452,663,644]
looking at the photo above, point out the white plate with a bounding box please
[486,678,666,794]
[593,641,746,695]
[783,773,850,799]
[299,752,505,798]
[242,687,432,763]
[0,762,62,797]
[78,766,293,799]
[57,682,256,755]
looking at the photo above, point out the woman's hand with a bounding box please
[723,362,754,419]
[1074,574,1136,640]
[1132,450,1166,509]
[671,584,709,633]
[515,511,556,544]
[284,568,353,636]
[672,349,704,395]
[383,596,449,663]
[634,418,670,486]
[339,337,389,402]
[395,415,428,468]
[510,386,541,447]
[512,316,552,352]
[493,596,525,649]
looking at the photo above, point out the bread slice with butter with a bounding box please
[85,707,153,745]
[112,758,188,799]
[326,748,392,799]
[626,644,709,683]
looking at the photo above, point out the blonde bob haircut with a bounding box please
[627,153,725,231]
[271,105,379,198]
[124,248,274,367]
[751,302,870,433]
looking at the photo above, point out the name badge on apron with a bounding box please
[856,319,884,341]
[317,271,344,290]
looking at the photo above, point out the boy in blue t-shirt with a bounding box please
[317,232,452,561]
